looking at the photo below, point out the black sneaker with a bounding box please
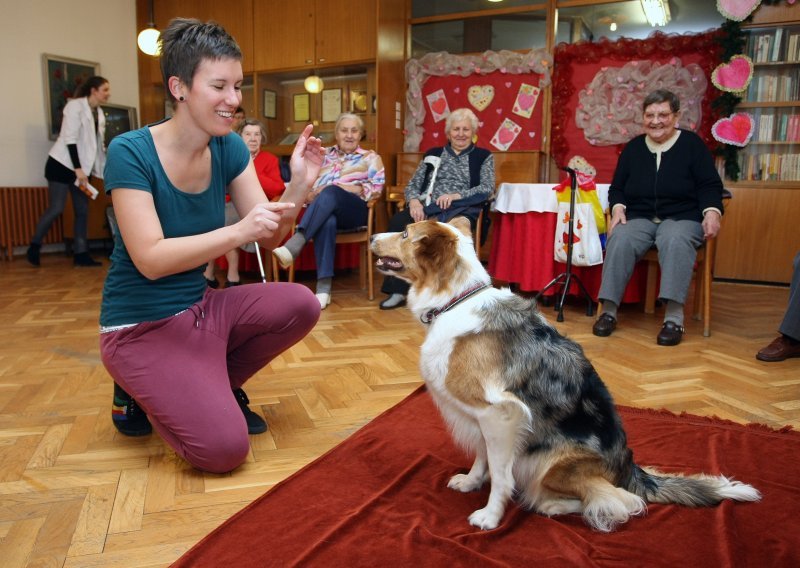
[112,393,153,436]
[74,252,102,267]
[233,388,268,434]
[26,243,41,266]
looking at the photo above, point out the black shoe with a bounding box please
[225,279,241,288]
[26,243,41,266]
[657,321,684,346]
[112,390,153,437]
[74,252,101,267]
[592,313,617,337]
[233,388,268,434]
[206,277,220,289]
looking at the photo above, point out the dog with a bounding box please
[371,217,760,532]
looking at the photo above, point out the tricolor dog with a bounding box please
[371,217,760,531]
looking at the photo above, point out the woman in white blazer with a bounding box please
[27,76,110,267]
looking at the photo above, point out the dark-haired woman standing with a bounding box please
[28,76,110,267]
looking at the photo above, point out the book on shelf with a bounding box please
[772,28,784,62]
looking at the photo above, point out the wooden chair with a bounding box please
[641,238,716,337]
[605,192,731,337]
[272,199,377,300]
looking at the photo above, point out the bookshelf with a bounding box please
[736,24,800,183]
[714,5,800,284]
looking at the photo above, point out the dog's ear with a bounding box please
[414,222,458,276]
[448,216,472,238]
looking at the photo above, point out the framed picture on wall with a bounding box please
[263,89,277,119]
[321,88,342,123]
[293,93,310,122]
[42,53,100,140]
[101,104,138,148]
[350,90,368,114]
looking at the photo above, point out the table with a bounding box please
[488,183,647,303]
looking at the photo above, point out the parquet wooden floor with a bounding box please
[0,254,797,567]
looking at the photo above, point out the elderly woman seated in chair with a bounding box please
[592,89,725,347]
[378,107,496,310]
[273,113,384,309]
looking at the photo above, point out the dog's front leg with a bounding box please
[448,442,488,492]
[467,403,524,530]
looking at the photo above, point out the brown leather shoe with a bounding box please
[592,313,617,337]
[756,335,800,362]
[657,321,684,346]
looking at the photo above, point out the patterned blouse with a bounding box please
[312,146,385,202]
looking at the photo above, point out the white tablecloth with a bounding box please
[492,183,610,214]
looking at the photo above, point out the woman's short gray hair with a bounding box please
[237,118,267,142]
[445,108,479,133]
[335,113,365,139]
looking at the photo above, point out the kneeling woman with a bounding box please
[100,18,324,473]
[272,113,385,308]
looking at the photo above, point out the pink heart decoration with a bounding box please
[711,113,754,147]
[716,0,762,22]
[498,128,514,144]
[432,132,439,138]
[518,94,535,111]
[712,55,753,93]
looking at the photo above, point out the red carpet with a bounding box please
[174,387,799,567]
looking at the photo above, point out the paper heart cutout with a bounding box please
[467,85,494,111]
[498,128,515,144]
[518,93,535,111]
[711,113,754,147]
[716,0,762,22]
[712,55,753,93]
[432,132,439,138]
[430,97,447,115]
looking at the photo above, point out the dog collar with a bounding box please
[420,283,491,325]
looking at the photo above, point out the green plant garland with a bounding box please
[713,20,747,181]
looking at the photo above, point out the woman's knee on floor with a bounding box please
[183,425,251,473]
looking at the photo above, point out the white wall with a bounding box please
[0,0,139,186]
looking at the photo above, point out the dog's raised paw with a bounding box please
[468,507,501,530]
[447,473,484,492]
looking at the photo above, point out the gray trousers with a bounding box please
[780,251,800,340]
[32,180,90,254]
[598,218,704,306]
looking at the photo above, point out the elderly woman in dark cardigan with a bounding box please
[378,107,495,310]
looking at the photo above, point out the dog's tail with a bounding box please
[628,465,761,506]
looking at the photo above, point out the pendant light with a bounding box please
[304,75,325,94]
[137,0,161,56]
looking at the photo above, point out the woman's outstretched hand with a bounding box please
[290,124,324,189]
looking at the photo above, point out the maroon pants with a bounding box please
[101,283,320,473]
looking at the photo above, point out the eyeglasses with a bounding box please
[644,112,674,121]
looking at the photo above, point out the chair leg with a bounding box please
[271,256,280,282]
[703,244,714,338]
[367,246,374,301]
[358,242,367,291]
[692,257,703,322]
[644,260,658,314]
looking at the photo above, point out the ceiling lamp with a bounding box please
[640,0,671,27]
[137,0,160,56]
[304,75,324,94]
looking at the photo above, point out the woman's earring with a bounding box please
[179,96,185,102]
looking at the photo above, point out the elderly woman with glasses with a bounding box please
[592,89,725,347]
